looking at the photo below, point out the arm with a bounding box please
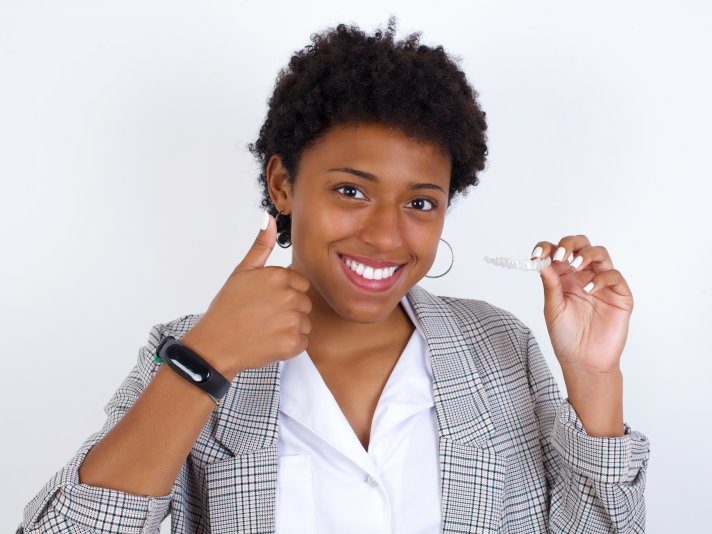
[17,317,238,534]
[524,327,650,533]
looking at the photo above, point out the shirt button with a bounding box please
[365,474,379,487]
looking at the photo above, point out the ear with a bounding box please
[266,154,292,209]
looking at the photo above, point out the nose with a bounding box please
[358,204,405,251]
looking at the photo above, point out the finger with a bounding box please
[532,235,591,318]
[532,241,568,317]
[292,292,313,315]
[532,235,591,264]
[582,268,633,298]
[233,211,277,273]
[286,269,311,293]
[567,245,614,274]
[531,240,574,276]
[531,240,575,265]
[299,313,312,336]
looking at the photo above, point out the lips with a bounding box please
[337,253,406,292]
[338,253,406,270]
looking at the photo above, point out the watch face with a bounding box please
[166,344,211,383]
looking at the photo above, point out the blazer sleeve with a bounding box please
[523,326,651,534]
[16,320,181,534]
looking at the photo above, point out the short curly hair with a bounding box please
[246,15,488,247]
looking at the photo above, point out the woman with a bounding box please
[18,17,649,533]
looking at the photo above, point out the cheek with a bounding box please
[404,223,444,273]
[298,201,358,238]
[411,236,440,268]
[289,201,350,257]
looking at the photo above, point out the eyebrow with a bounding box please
[327,167,446,194]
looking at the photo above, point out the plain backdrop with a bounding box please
[1,1,710,532]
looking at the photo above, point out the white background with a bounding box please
[1,1,709,532]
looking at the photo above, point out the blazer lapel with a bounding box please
[405,285,506,533]
[205,283,505,533]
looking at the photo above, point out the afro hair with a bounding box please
[246,15,488,247]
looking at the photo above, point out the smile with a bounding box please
[338,253,406,292]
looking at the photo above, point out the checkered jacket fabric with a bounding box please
[17,283,650,533]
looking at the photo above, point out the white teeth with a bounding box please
[343,256,399,280]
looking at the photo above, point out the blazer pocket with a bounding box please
[276,454,317,534]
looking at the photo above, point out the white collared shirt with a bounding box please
[276,294,442,533]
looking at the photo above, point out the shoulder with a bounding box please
[437,294,532,347]
[439,294,528,329]
[431,295,543,387]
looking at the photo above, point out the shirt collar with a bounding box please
[278,294,435,463]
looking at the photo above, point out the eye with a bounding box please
[409,198,437,211]
[334,184,438,212]
[335,185,366,200]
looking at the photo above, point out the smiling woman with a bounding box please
[18,14,649,534]
[245,14,487,365]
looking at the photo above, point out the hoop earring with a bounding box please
[424,237,454,278]
[274,209,292,249]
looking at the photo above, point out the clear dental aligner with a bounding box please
[483,255,552,272]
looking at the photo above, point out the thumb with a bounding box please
[539,262,565,317]
[233,211,277,273]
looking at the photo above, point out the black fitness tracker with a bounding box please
[155,336,231,408]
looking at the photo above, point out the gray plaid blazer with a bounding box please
[18,283,650,533]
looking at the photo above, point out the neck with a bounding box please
[305,285,414,368]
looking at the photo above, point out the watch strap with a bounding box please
[155,335,231,408]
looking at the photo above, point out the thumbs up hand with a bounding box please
[180,212,313,380]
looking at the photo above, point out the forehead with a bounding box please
[299,122,451,184]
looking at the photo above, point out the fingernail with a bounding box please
[571,255,583,269]
[260,211,270,231]
[553,247,566,262]
[583,281,594,293]
[531,246,543,259]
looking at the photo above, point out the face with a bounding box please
[267,122,451,323]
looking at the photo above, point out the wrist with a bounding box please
[179,332,239,382]
[561,362,622,381]
[155,361,217,409]
[561,365,625,437]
